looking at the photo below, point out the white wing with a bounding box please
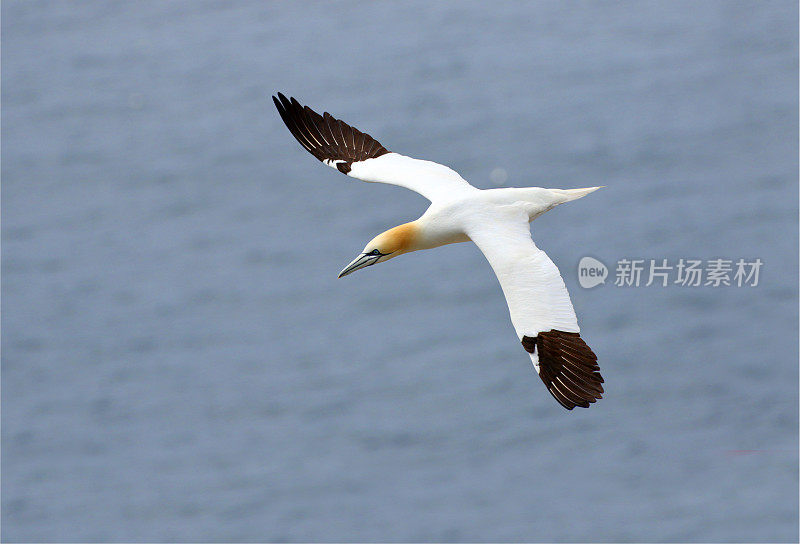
[465,207,604,410]
[347,153,475,202]
[273,93,475,202]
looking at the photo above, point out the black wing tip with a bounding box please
[272,93,295,117]
[522,330,604,410]
[272,91,286,105]
[271,93,390,168]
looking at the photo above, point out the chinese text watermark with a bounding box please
[577,257,762,288]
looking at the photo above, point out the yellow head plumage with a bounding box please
[367,222,419,256]
[338,222,420,278]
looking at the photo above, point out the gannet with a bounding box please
[273,93,604,410]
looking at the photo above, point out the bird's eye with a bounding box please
[371,249,381,255]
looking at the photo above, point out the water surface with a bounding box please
[2,1,798,541]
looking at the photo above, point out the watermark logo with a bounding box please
[577,257,763,288]
[577,257,608,288]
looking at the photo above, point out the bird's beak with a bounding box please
[338,253,380,278]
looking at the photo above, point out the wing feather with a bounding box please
[273,93,475,202]
[465,209,604,410]
[465,210,580,336]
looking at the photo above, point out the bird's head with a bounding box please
[338,222,419,278]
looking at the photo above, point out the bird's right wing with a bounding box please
[273,93,476,202]
[464,208,604,409]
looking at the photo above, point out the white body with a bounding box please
[347,153,601,365]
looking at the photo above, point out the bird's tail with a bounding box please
[549,186,604,203]
[502,186,603,221]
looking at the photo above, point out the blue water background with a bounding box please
[3,1,798,541]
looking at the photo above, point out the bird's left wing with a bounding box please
[464,208,604,410]
[273,93,475,202]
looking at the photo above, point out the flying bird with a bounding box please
[272,93,604,410]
